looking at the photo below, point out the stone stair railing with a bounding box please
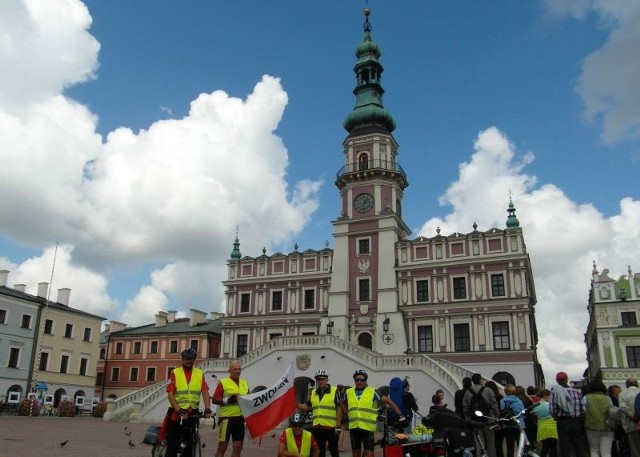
[103,380,168,422]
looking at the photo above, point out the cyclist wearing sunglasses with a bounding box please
[343,369,405,457]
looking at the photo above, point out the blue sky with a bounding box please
[1,0,639,382]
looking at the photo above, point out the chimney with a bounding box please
[167,310,177,323]
[189,308,207,327]
[109,321,127,333]
[155,311,168,327]
[37,282,49,298]
[0,270,8,287]
[103,323,110,333]
[210,312,224,320]
[57,288,71,306]
[14,284,26,292]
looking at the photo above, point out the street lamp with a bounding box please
[383,316,390,333]
[326,319,334,335]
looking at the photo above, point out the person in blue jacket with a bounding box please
[500,384,525,457]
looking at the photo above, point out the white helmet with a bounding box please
[314,369,329,379]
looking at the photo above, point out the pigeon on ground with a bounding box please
[124,430,132,436]
[128,439,136,448]
[57,440,69,447]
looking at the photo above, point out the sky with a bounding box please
[1,0,639,384]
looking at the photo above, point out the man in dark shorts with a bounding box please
[213,360,250,457]
[343,369,405,457]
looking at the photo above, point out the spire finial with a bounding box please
[363,1,372,32]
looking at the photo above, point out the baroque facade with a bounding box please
[219,8,543,388]
[585,263,640,385]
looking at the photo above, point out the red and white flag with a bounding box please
[237,363,296,438]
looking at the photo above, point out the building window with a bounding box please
[452,277,467,299]
[83,327,92,342]
[359,279,370,302]
[271,291,283,311]
[115,342,123,355]
[79,358,88,376]
[146,367,156,382]
[111,367,120,382]
[8,347,20,368]
[0,309,6,324]
[149,341,158,354]
[240,293,250,313]
[39,352,49,371]
[130,367,139,382]
[454,324,471,351]
[44,319,54,334]
[418,326,434,352]
[100,348,106,359]
[236,335,248,357]
[169,340,178,353]
[627,347,640,368]
[358,239,370,254]
[21,314,31,329]
[304,290,315,310]
[96,372,104,385]
[622,312,637,327]
[270,333,282,340]
[416,280,429,302]
[64,323,73,338]
[492,321,510,350]
[60,355,69,374]
[491,274,506,297]
[190,339,198,351]
[133,341,142,354]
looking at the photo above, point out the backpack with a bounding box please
[142,425,161,445]
[500,399,516,420]
[468,386,490,421]
[388,377,410,422]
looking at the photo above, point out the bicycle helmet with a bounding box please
[289,413,305,426]
[314,369,328,379]
[353,369,368,381]
[181,348,197,359]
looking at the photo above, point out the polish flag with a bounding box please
[237,363,296,438]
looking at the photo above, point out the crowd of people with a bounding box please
[159,351,640,457]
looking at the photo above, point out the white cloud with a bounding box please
[418,127,640,382]
[0,244,116,316]
[0,0,321,325]
[544,0,640,144]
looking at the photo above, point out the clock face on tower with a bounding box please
[353,193,374,213]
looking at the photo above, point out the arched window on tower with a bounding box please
[361,69,370,85]
[358,153,369,171]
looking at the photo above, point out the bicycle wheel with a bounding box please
[192,434,202,457]
[152,440,167,457]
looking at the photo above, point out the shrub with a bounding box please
[57,399,76,417]
[92,401,107,418]
[18,398,40,416]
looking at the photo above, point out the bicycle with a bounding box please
[473,402,540,457]
[153,411,211,457]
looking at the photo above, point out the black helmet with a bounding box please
[353,369,368,380]
[289,413,305,426]
[181,348,197,359]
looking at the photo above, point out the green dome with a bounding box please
[506,201,520,229]
[356,32,381,59]
[344,104,396,132]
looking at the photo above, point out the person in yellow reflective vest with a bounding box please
[297,369,342,457]
[165,348,212,457]
[278,413,320,457]
[213,360,250,457]
[344,369,406,457]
